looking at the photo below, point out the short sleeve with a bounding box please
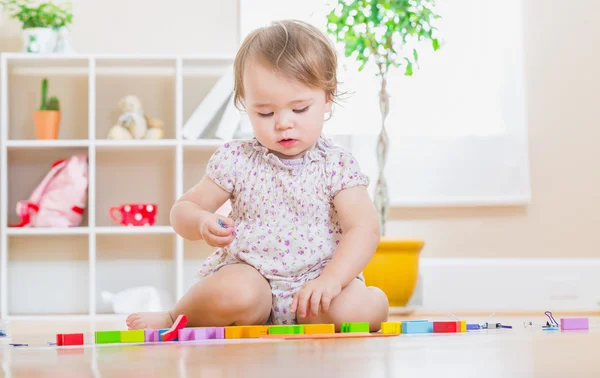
[327,149,370,198]
[205,140,245,193]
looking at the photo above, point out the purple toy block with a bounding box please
[560,318,589,331]
[207,327,225,339]
[145,330,160,342]
[178,329,196,341]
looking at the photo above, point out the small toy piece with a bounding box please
[160,314,188,342]
[9,343,28,347]
[120,330,145,343]
[341,322,370,333]
[145,329,160,342]
[433,321,459,333]
[467,324,481,331]
[0,330,6,337]
[482,322,512,329]
[303,324,335,334]
[268,325,304,335]
[560,318,589,331]
[95,331,121,344]
[225,326,243,339]
[218,219,227,228]
[57,333,84,346]
[402,320,433,334]
[178,329,197,341]
[242,325,269,338]
[381,322,402,334]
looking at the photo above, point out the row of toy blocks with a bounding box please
[56,333,84,346]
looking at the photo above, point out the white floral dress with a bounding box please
[199,135,370,324]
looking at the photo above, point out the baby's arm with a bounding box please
[321,185,381,287]
[170,175,234,244]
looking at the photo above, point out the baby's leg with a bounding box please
[126,264,273,330]
[296,279,389,332]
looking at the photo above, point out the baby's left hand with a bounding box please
[290,275,342,318]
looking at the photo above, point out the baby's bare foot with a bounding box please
[126,312,174,330]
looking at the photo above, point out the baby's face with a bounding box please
[243,60,332,159]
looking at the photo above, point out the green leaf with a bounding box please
[432,38,440,51]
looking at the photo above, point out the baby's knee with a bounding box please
[208,274,272,324]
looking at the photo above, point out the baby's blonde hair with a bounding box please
[233,19,338,110]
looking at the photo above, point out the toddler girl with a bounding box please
[127,19,389,332]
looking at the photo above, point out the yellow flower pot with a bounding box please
[363,238,424,307]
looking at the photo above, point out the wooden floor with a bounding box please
[1,314,599,377]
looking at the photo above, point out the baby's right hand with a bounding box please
[199,214,236,247]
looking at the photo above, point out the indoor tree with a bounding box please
[326,0,441,235]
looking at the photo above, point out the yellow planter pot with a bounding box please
[362,238,424,307]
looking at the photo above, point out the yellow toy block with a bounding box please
[120,330,145,343]
[303,324,335,334]
[460,320,466,332]
[241,326,269,338]
[225,326,243,339]
[381,322,402,334]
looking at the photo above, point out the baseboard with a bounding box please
[415,258,600,312]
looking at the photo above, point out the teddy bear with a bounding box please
[106,95,164,140]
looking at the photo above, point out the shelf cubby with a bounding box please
[95,233,176,315]
[7,234,89,316]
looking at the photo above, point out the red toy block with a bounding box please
[433,321,459,333]
[160,314,188,342]
[57,333,84,346]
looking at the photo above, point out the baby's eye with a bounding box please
[258,112,274,118]
[294,106,309,114]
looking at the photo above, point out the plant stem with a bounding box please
[374,66,390,236]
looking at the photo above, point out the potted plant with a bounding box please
[34,78,61,139]
[326,0,442,308]
[0,0,73,53]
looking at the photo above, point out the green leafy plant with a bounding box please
[0,0,73,29]
[39,78,59,111]
[326,0,442,235]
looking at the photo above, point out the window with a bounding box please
[239,0,531,206]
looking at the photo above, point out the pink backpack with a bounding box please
[12,154,89,228]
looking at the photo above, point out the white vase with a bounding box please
[21,27,58,53]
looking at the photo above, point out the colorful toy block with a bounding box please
[268,325,304,335]
[381,322,402,334]
[160,314,188,342]
[402,320,433,334]
[303,324,335,334]
[145,329,160,342]
[242,325,269,338]
[158,328,178,342]
[95,331,121,344]
[177,327,225,340]
[460,320,467,332]
[560,318,589,331]
[56,333,84,346]
[433,321,459,333]
[225,326,243,339]
[120,330,145,343]
[341,322,370,333]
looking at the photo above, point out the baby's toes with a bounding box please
[126,313,140,325]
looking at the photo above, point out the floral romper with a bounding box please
[198,135,370,324]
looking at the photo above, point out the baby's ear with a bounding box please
[324,95,333,113]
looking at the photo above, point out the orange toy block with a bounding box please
[241,326,269,338]
[225,326,243,339]
[303,324,335,334]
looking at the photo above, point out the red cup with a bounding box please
[109,203,157,226]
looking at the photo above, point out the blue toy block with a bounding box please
[402,320,433,334]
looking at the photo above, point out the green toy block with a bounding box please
[341,322,370,333]
[120,330,145,343]
[268,325,305,335]
[95,331,121,344]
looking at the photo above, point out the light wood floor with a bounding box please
[1,313,599,378]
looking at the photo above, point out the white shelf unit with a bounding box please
[0,53,236,320]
